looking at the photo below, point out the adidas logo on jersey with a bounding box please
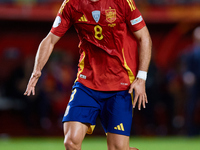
[78,15,87,22]
[114,123,125,131]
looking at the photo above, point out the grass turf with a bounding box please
[0,136,200,150]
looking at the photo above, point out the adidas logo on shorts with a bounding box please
[114,123,125,131]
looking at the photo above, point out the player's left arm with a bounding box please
[128,26,152,110]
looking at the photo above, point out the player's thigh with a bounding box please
[63,121,89,145]
[107,132,129,150]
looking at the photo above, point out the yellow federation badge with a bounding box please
[105,7,116,23]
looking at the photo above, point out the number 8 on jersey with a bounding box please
[94,25,103,40]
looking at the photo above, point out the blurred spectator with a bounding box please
[0,46,77,134]
[38,49,77,129]
[181,26,200,136]
[0,0,13,4]
[166,58,186,135]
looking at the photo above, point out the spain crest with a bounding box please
[105,7,116,23]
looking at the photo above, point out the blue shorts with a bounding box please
[62,82,133,136]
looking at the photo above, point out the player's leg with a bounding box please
[62,82,101,149]
[100,90,137,150]
[107,132,129,150]
[63,121,89,150]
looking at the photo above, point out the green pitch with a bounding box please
[0,136,200,150]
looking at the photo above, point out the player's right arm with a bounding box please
[24,32,61,96]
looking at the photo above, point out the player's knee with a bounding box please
[108,142,128,150]
[64,137,81,150]
[64,140,75,150]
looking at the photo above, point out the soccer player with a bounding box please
[24,0,152,150]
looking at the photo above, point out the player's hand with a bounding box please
[128,78,148,110]
[24,71,41,96]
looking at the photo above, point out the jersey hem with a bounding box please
[76,80,130,92]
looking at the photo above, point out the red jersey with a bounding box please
[51,0,146,91]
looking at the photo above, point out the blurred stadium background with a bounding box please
[0,0,200,149]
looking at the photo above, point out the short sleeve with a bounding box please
[125,0,146,32]
[50,0,73,37]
